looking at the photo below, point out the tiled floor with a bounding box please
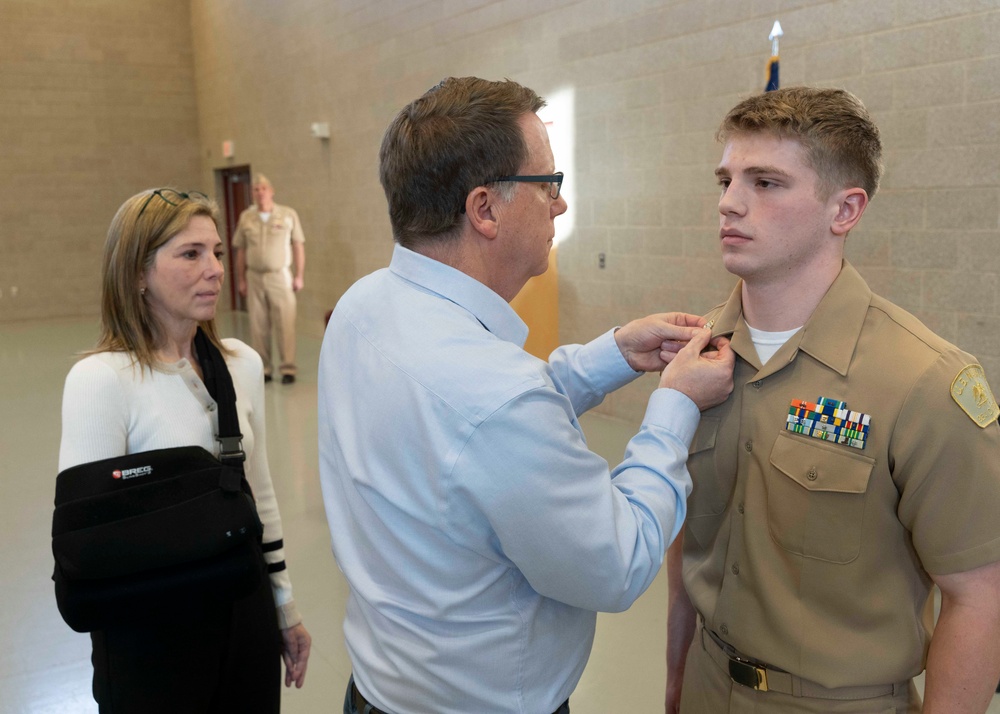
[3,314,998,713]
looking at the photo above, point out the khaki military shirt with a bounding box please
[232,203,305,273]
[684,261,1000,689]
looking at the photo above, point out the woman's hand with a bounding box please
[281,623,312,688]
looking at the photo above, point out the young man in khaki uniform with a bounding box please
[666,87,1000,713]
[234,175,306,383]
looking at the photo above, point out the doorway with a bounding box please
[218,165,252,311]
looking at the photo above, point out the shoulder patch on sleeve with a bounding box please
[951,364,1000,428]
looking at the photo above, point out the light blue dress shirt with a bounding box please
[319,245,700,714]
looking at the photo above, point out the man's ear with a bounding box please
[831,188,868,236]
[464,186,500,240]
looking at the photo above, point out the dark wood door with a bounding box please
[219,166,252,310]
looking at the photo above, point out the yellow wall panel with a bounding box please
[511,248,559,361]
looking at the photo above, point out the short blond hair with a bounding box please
[718,86,883,199]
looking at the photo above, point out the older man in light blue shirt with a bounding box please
[319,77,734,714]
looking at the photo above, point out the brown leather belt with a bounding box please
[701,627,904,700]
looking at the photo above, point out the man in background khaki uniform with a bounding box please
[234,175,306,384]
[665,87,1000,713]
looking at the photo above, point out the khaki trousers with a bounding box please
[246,269,297,377]
[679,627,921,714]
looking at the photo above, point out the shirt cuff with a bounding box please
[643,387,700,448]
[277,600,302,630]
[581,328,646,392]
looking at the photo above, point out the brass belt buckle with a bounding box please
[728,656,769,691]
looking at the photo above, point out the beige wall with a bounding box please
[9,1,1000,425]
[192,0,1000,423]
[0,0,202,323]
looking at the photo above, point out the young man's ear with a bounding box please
[464,186,500,240]
[831,188,868,236]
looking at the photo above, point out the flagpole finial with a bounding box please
[765,20,782,91]
[769,20,783,56]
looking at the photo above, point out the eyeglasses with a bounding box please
[490,172,564,200]
[458,172,565,214]
[138,188,209,217]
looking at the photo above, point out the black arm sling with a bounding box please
[51,329,264,632]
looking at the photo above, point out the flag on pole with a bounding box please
[765,54,779,91]
[766,21,782,92]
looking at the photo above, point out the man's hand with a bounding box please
[658,327,734,410]
[615,313,708,373]
[292,275,304,292]
[235,247,248,299]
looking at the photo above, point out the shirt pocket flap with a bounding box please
[690,416,719,455]
[769,432,873,494]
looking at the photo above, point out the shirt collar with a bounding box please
[710,261,872,377]
[388,244,529,347]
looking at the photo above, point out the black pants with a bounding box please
[90,573,281,713]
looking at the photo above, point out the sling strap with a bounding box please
[194,328,245,490]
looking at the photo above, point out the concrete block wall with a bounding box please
[0,0,202,325]
[8,0,998,425]
[558,0,1000,420]
[191,0,1000,423]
